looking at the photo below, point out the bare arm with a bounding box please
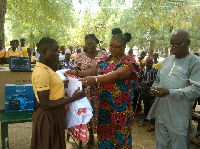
[65,67,96,78]
[80,67,133,86]
[38,88,85,110]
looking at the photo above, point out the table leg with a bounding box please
[1,122,9,149]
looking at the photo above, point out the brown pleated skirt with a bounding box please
[30,105,66,149]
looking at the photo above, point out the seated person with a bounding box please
[5,40,23,63]
[152,52,162,69]
[19,38,29,57]
[31,51,37,64]
[59,50,74,69]
[27,48,37,64]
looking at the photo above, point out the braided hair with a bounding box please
[112,28,132,45]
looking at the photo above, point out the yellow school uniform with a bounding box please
[32,62,65,102]
[31,56,37,62]
[137,59,146,69]
[0,48,6,58]
[70,53,77,60]
[20,46,29,57]
[153,61,162,69]
[5,48,23,58]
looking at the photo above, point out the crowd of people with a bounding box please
[0,38,37,64]
[0,28,200,149]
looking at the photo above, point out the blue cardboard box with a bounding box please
[5,84,34,113]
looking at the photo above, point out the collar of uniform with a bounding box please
[36,62,51,69]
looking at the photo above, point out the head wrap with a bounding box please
[146,56,153,62]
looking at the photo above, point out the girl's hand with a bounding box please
[72,87,85,100]
[64,70,76,76]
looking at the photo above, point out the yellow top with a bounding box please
[5,48,23,58]
[70,53,77,60]
[137,59,146,69]
[153,61,162,69]
[20,46,29,57]
[0,48,6,58]
[32,62,65,102]
[31,56,37,62]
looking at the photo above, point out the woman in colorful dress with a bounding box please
[66,28,139,148]
[73,34,107,146]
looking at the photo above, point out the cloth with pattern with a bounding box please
[74,50,107,134]
[60,59,74,69]
[96,55,139,148]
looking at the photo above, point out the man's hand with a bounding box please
[150,87,169,97]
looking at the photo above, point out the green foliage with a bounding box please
[3,0,200,53]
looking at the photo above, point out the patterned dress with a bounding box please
[74,50,107,134]
[96,55,139,149]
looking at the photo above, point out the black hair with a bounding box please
[60,46,66,48]
[194,53,199,57]
[13,40,19,43]
[20,38,25,41]
[37,37,58,53]
[85,34,99,44]
[10,40,15,44]
[112,28,132,44]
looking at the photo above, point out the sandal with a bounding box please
[148,125,155,132]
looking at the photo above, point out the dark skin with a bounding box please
[150,29,190,97]
[37,43,85,110]
[138,52,146,68]
[6,41,17,63]
[65,37,132,87]
[20,38,26,47]
[138,60,155,90]
[74,38,98,70]
[65,53,71,63]
[153,53,159,64]
[66,37,133,145]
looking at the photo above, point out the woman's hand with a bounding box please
[150,87,169,97]
[79,76,96,86]
[71,87,85,100]
[64,70,77,76]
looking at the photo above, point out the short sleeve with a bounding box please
[33,73,50,91]
[5,51,9,58]
[121,56,140,80]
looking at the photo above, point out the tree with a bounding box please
[0,0,7,45]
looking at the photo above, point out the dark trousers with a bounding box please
[133,90,141,112]
[140,90,155,118]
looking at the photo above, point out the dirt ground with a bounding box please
[0,113,200,149]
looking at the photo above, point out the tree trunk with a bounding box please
[164,47,168,58]
[149,39,155,57]
[0,0,7,44]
